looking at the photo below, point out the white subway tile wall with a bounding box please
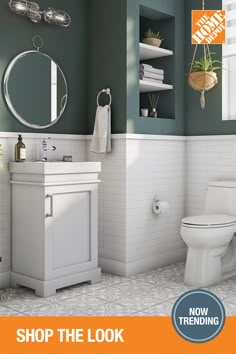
[87,137,186,276]
[126,139,186,275]
[87,138,127,275]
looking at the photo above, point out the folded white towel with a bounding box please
[140,65,164,75]
[90,105,111,154]
[140,63,152,69]
[140,77,163,83]
[140,72,164,80]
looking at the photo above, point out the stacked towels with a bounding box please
[140,64,164,84]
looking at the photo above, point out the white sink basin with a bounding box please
[9,161,101,175]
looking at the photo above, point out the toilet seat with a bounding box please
[182,215,236,229]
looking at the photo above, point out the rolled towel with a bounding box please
[140,72,164,81]
[140,65,164,75]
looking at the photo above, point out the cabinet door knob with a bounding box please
[45,194,54,218]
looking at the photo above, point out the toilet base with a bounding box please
[222,237,236,280]
[184,247,225,288]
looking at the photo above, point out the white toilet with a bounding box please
[181,181,236,287]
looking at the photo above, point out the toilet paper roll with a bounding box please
[152,200,170,215]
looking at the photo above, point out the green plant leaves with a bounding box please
[144,29,163,40]
[191,52,222,73]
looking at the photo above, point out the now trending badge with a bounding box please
[172,290,226,343]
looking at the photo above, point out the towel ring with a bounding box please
[97,88,112,107]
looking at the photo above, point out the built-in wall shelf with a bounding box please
[140,43,173,60]
[140,80,173,93]
[139,11,175,120]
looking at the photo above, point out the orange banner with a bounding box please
[0,317,235,354]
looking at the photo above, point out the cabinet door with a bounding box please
[45,184,98,279]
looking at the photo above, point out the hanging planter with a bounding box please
[188,47,221,109]
[187,0,222,109]
[188,71,218,92]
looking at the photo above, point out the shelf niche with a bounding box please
[139,6,175,120]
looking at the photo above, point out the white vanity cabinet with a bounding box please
[10,162,101,297]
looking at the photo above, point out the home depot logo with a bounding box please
[192,10,225,44]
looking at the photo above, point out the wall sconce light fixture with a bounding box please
[43,7,71,27]
[8,0,72,27]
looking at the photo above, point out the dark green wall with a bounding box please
[87,0,127,134]
[0,0,88,134]
[127,0,185,135]
[185,0,231,136]
[3,0,227,137]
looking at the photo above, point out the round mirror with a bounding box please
[3,50,68,129]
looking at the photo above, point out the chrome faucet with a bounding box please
[42,138,56,161]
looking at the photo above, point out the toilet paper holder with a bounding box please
[152,197,170,215]
[153,196,161,214]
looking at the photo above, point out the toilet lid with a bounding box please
[182,214,236,227]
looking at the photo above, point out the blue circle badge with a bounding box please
[172,290,226,343]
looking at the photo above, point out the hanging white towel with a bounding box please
[90,105,111,153]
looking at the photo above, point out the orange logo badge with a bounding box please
[192,10,226,44]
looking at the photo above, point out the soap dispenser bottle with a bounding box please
[15,135,26,162]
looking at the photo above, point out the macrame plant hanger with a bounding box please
[188,0,218,109]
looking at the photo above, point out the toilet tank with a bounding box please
[205,181,236,216]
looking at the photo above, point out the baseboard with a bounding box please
[0,272,10,288]
[125,248,187,276]
[99,247,187,277]
[98,258,127,276]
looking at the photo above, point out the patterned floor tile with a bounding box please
[1,294,50,312]
[135,273,170,286]
[222,296,236,316]
[2,262,236,317]
[208,282,236,300]
[70,312,90,317]
[224,307,236,316]
[113,279,157,294]
[22,303,84,316]
[55,294,107,312]
[151,263,185,278]
[86,303,136,316]
[0,287,33,301]
[100,273,129,286]
[114,292,164,311]
[86,286,133,302]
[0,288,13,296]
[0,305,21,316]
[46,291,80,303]
[166,273,185,284]
[69,282,109,294]
[144,302,173,316]
[137,283,192,303]
[222,294,236,304]
[129,311,153,316]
